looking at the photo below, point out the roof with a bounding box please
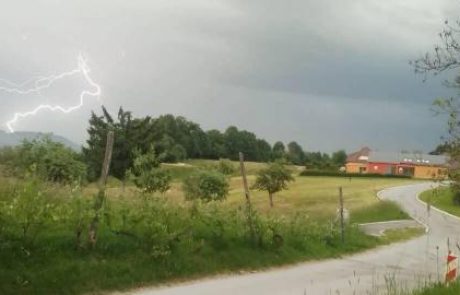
[368,151,448,166]
[346,147,371,164]
[347,147,449,166]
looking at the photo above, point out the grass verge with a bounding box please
[350,200,410,224]
[419,187,460,217]
[410,281,460,294]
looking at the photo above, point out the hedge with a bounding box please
[299,170,411,179]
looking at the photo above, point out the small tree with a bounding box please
[14,137,86,184]
[216,159,236,176]
[252,162,294,207]
[128,146,172,194]
[182,170,229,202]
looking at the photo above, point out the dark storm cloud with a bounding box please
[0,0,458,151]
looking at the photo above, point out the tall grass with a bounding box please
[350,201,410,224]
[410,281,460,294]
[0,177,414,295]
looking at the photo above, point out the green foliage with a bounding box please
[411,281,460,295]
[272,141,286,160]
[252,162,294,207]
[0,176,420,295]
[0,178,57,243]
[215,159,237,175]
[286,141,305,165]
[331,150,347,167]
[182,170,229,202]
[305,151,334,170]
[420,188,460,217]
[128,147,172,194]
[223,126,271,162]
[83,107,151,181]
[64,188,95,248]
[8,137,86,183]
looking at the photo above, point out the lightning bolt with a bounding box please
[1,54,101,133]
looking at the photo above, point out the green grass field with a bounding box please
[0,161,424,295]
[419,186,460,217]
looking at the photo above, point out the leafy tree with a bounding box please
[128,146,172,194]
[332,150,347,167]
[252,162,294,207]
[256,139,272,162]
[206,129,226,159]
[182,170,229,202]
[430,142,450,155]
[83,107,148,181]
[272,141,286,160]
[287,141,305,165]
[14,137,86,183]
[412,19,460,203]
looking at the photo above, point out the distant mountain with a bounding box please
[0,130,81,151]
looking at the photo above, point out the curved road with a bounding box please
[121,182,460,295]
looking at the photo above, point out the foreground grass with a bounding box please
[419,187,460,218]
[411,281,460,294]
[0,225,386,295]
[0,173,421,295]
[350,200,410,224]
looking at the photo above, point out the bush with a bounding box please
[0,178,57,244]
[128,147,172,194]
[299,170,411,178]
[215,159,236,176]
[7,137,86,183]
[182,170,229,202]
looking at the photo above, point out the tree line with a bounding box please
[82,106,347,181]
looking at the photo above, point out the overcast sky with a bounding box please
[1,0,459,152]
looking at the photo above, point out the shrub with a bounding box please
[10,137,86,183]
[182,170,229,202]
[299,170,411,178]
[215,159,236,176]
[128,147,172,194]
[1,178,57,244]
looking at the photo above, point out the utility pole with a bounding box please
[339,186,345,243]
[88,130,115,248]
[239,152,256,245]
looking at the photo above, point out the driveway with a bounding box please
[120,182,460,295]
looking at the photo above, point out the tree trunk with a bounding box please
[269,192,274,208]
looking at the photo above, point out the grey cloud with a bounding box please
[0,0,457,152]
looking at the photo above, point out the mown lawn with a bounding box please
[419,186,460,217]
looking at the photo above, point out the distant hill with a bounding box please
[0,130,81,151]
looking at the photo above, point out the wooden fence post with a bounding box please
[88,130,115,248]
[239,152,256,244]
[339,186,345,243]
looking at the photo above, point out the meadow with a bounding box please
[0,160,422,295]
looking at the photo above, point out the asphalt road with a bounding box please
[121,182,460,295]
